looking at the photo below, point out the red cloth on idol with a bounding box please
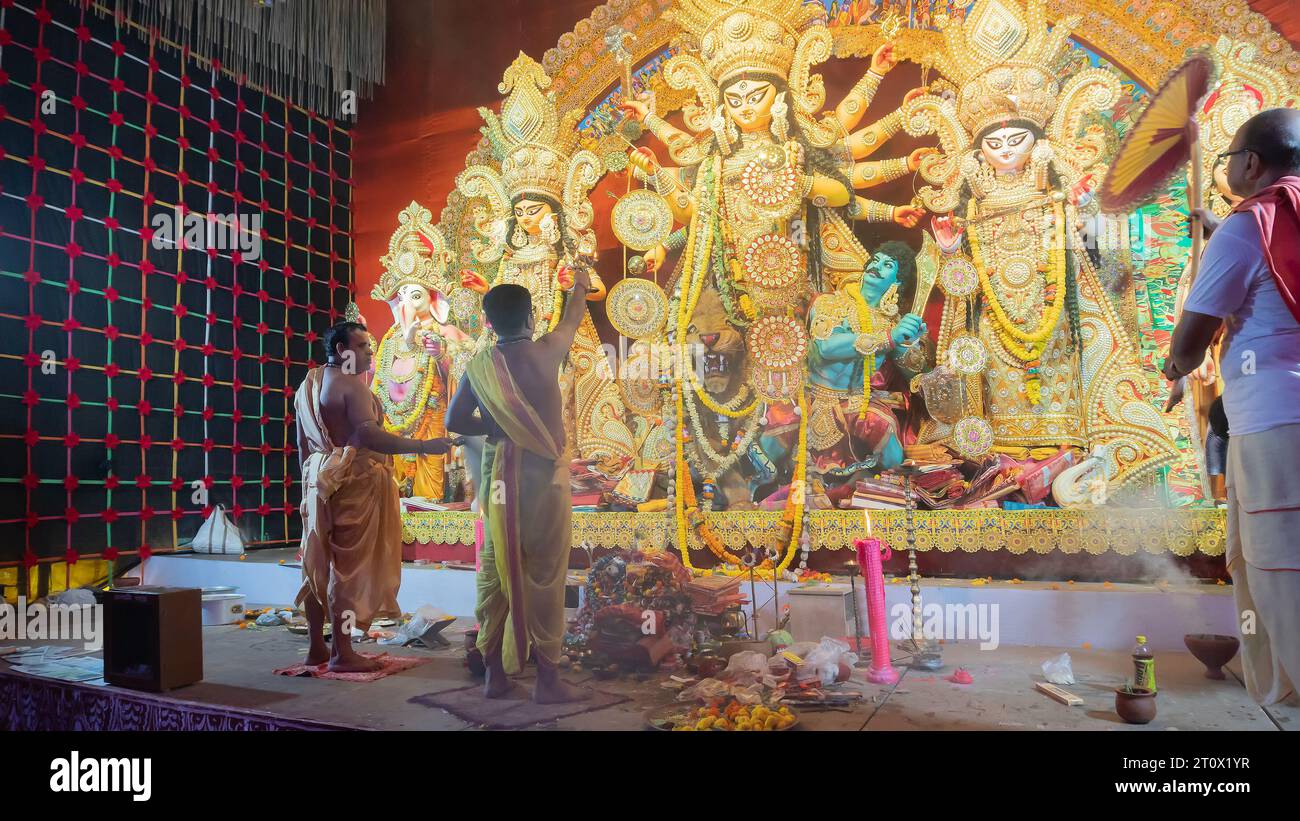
[1232,175,1300,324]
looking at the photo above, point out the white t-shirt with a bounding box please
[1183,212,1300,436]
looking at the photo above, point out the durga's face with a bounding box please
[513,198,555,237]
[980,126,1036,174]
[722,78,777,134]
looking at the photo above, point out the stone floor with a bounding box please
[23,619,1286,731]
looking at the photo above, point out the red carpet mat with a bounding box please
[273,652,429,682]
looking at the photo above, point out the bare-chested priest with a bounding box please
[296,321,452,672]
[446,267,591,704]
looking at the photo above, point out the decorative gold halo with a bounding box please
[747,315,808,371]
[938,256,979,298]
[607,277,669,340]
[612,190,673,252]
[742,234,802,291]
[947,334,989,375]
[952,416,994,460]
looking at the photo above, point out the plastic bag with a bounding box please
[722,651,768,685]
[1041,652,1075,685]
[798,637,859,687]
[678,677,730,702]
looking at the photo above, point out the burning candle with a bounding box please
[864,508,873,537]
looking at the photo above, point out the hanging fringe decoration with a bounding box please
[99,0,386,119]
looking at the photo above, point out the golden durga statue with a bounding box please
[902,0,1178,488]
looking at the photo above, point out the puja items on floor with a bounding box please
[648,697,797,731]
[563,549,694,673]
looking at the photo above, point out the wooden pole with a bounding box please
[1184,123,1205,303]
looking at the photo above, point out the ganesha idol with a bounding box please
[371,202,475,499]
[900,0,1178,490]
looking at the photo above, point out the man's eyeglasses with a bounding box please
[1213,148,1257,169]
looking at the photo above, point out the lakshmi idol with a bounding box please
[457,54,634,461]
[902,0,1177,488]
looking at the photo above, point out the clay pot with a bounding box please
[1184,633,1240,680]
[695,654,727,679]
[1115,686,1157,724]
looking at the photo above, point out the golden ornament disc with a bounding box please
[747,315,809,371]
[741,150,797,208]
[612,189,673,252]
[607,277,669,340]
[742,234,802,291]
[952,416,994,460]
[947,334,989,375]
[938,255,979,298]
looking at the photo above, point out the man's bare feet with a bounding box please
[328,651,384,674]
[534,665,589,704]
[303,597,329,666]
[305,643,330,667]
[482,651,526,699]
[484,675,529,700]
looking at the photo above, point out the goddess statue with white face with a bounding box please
[457,53,634,462]
[901,0,1177,489]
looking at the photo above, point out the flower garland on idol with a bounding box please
[666,158,808,575]
[968,199,1067,406]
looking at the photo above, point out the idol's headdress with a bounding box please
[456,53,602,262]
[372,201,454,303]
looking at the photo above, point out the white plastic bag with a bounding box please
[722,651,768,685]
[189,505,245,555]
[1041,652,1075,685]
[798,637,859,686]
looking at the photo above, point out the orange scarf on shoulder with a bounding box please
[1232,175,1300,324]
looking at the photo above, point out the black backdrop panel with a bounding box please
[0,0,354,564]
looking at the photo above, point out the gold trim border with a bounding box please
[402,507,1225,557]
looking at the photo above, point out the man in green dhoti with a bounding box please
[446,267,592,703]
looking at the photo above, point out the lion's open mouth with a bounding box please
[700,351,733,394]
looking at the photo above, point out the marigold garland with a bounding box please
[969,200,1067,405]
[374,331,441,434]
[846,285,876,419]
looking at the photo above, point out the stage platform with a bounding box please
[130,548,1239,652]
[2,623,1295,731]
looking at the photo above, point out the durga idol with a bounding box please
[456,54,634,461]
[614,0,928,505]
[901,0,1177,488]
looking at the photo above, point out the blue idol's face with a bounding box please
[862,252,899,305]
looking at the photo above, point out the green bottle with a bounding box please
[1133,635,1156,692]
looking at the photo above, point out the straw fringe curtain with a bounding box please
[101,0,386,117]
